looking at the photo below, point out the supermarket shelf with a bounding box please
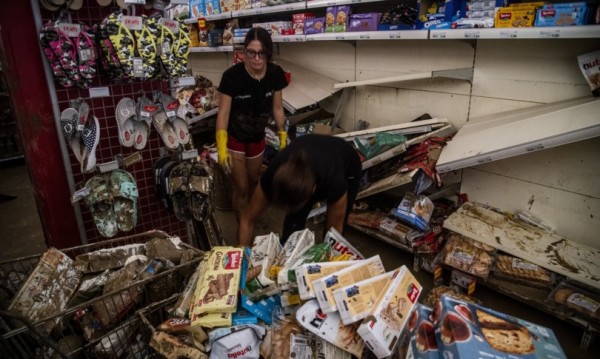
[306,30,428,41]
[430,25,600,39]
[188,107,218,125]
[357,170,415,199]
[271,35,307,42]
[348,223,414,254]
[307,0,386,9]
[337,119,450,140]
[184,12,232,23]
[334,68,472,89]
[233,2,306,17]
[190,46,234,52]
[444,202,600,291]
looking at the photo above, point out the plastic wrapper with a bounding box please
[391,192,434,232]
[313,255,385,313]
[424,286,480,308]
[145,236,186,264]
[269,229,315,280]
[150,331,208,359]
[333,270,396,325]
[240,294,281,324]
[354,132,407,159]
[190,311,232,328]
[347,210,386,229]
[492,254,552,287]
[68,269,110,306]
[174,259,206,317]
[325,227,365,260]
[307,333,352,359]
[296,261,359,301]
[439,234,495,279]
[244,233,281,300]
[357,266,422,358]
[578,49,600,96]
[271,309,307,359]
[208,324,265,359]
[282,243,332,292]
[405,304,438,359]
[296,299,364,357]
[549,281,600,320]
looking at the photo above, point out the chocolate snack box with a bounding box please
[406,304,439,359]
[433,294,567,359]
[295,260,359,300]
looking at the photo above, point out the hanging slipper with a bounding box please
[172,20,191,77]
[158,23,177,78]
[189,162,212,221]
[168,162,192,222]
[97,18,125,79]
[52,25,81,84]
[134,16,159,80]
[40,22,74,88]
[109,169,138,232]
[154,158,178,210]
[76,25,97,88]
[60,107,85,166]
[152,110,179,149]
[84,174,118,238]
[115,98,137,147]
[131,95,157,150]
[107,14,136,79]
[160,93,190,145]
[81,115,101,173]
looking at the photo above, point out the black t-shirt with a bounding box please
[218,62,288,142]
[261,135,362,204]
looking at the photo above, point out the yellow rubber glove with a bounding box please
[278,130,287,151]
[216,130,232,173]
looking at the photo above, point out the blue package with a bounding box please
[406,304,439,359]
[232,307,259,325]
[189,0,206,18]
[241,294,282,324]
[534,5,589,27]
[417,19,453,29]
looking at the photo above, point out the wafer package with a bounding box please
[193,247,242,314]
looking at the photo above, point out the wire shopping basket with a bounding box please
[0,230,203,358]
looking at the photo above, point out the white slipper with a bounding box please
[115,98,137,147]
[172,118,190,145]
[133,121,150,150]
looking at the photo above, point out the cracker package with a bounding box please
[313,255,386,313]
[357,266,422,358]
[269,228,315,280]
[8,248,82,334]
[193,246,242,314]
[433,294,567,359]
[325,227,365,260]
[295,261,359,300]
[191,311,232,328]
[333,269,396,325]
[296,299,364,357]
[244,233,281,300]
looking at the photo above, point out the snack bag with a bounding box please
[578,49,600,96]
[208,325,265,359]
[245,233,281,300]
[269,229,315,279]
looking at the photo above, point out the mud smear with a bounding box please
[495,236,501,245]
[547,249,579,274]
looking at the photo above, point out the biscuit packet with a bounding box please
[578,49,600,97]
[295,261,359,301]
[244,233,281,300]
[271,308,310,359]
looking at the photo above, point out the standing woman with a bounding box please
[216,27,289,220]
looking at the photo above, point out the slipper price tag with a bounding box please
[71,186,91,203]
[122,16,144,31]
[125,0,146,4]
[162,19,180,34]
[132,58,145,78]
[57,23,81,38]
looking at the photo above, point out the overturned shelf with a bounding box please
[444,202,600,291]
[357,170,416,199]
[277,58,341,113]
[436,97,600,173]
[334,68,473,89]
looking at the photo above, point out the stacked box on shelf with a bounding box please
[496,2,543,28]
[378,3,418,30]
[534,2,591,27]
[293,13,316,34]
[454,0,500,28]
[416,0,469,29]
[347,13,382,32]
[190,0,207,18]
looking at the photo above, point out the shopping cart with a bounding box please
[0,230,203,358]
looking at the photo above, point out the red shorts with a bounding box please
[227,136,266,159]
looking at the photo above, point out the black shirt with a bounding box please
[218,62,288,142]
[261,135,361,204]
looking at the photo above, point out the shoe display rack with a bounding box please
[0,62,22,162]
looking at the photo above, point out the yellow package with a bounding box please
[508,2,544,8]
[192,247,242,314]
[496,8,536,28]
[190,311,232,328]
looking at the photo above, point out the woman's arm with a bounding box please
[216,92,232,131]
[272,90,285,132]
[326,192,348,234]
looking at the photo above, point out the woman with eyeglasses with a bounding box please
[215,27,288,222]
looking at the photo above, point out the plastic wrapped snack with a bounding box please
[208,325,265,359]
[283,243,332,292]
[324,227,365,260]
[439,234,495,279]
[244,233,281,300]
[271,309,309,359]
[269,229,315,280]
[550,281,600,320]
[493,254,552,286]
[391,192,434,232]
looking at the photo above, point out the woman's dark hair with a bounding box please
[244,27,273,62]
[271,150,315,212]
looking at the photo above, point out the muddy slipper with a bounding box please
[168,162,192,222]
[115,98,136,147]
[160,93,190,145]
[84,174,118,238]
[132,120,150,150]
[81,115,100,173]
[109,170,138,232]
[60,107,85,166]
[154,158,178,210]
[152,110,179,149]
[189,162,212,221]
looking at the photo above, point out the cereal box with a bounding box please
[192,246,242,314]
[333,269,396,325]
[295,261,359,300]
[357,266,422,358]
[204,0,221,15]
[313,255,386,313]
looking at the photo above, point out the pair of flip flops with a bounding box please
[84,170,138,238]
[60,106,100,173]
[153,92,191,149]
[157,20,190,79]
[134,16,160,80]
[115,96,158,150]
[165,161,212,222]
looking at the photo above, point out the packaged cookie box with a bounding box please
[347,13,381,32]
[313,255,386,313]
[296,299,365,357]
[189,0,206,18]
[293,12,316,34]
[433,294,567,359]
[192,246,242,314]
[333,269,397,325]
[304,17,325,34]
[405,304,439,359]
[356,266,421,358]
[492,254,553,287]
[204,0,222,15]
[548,281,600,321]
[439,233,495,279]
[295,260,359,300]
[534,3,589,27]
[495,7,536,28]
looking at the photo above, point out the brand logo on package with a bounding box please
[541,9,556,17]
[327,237,360,259]
[406,283,420,303]
[309,309,328,329]
[227,345,252,358]
[224,251,241,269]
[582,58,600,70]
[499,13,512,20]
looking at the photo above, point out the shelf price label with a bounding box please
[540,29,560,38]
[351,0,363,3]
[499,30,517,38]
[464,30,480,39]
[125,0,146,4]
[431,31,447,39]
[335,35,345,40]
[326,2,337,6]
[359,34,371,39]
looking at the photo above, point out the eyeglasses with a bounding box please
[245,49,266,59]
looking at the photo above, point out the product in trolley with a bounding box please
[150,331,208,359]
[333,269,397,325]
[269,228,315,279]
[313,255,386,313]
[271,309,310,359]
[72,242,146,273]
[307,333,352,359]
[433,294,567,358]
[357,266,422,358]
[208,324,265,359]
[296,299,365,357]
[244,233,281,300]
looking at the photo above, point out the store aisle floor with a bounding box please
[0,163,45,262]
